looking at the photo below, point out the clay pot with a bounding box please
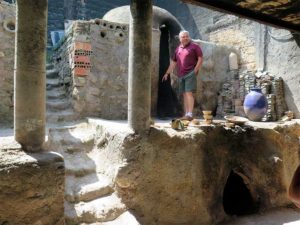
[203,110,213,124]
[243,87,267,121]
[203,110,212,115]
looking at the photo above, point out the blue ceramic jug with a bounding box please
[243,87,267,121]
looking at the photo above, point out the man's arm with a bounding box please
[162,60,177,82]
[194,56,203,75]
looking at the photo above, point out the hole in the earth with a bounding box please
[223,171,258,216]
[7,22,15,31]
[95,19,100,25]
[3,18,16,33]
[100,31,106,38]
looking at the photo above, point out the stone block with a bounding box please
[0,149,65,225]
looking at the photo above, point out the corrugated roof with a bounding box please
[181,0,300,32]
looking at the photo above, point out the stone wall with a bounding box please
[86,119,300,225]
[185,5,300,118]
[53,17,236,119]
[53,19,160,120]
[266,27,300,118]
[0,1,15,125]
[0,148,65,225]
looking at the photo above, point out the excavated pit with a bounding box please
[44,118,300,225]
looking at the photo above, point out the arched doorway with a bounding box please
[223,170,258,216]
[157,25,180,119]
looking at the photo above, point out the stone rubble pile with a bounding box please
[217,70,288,121]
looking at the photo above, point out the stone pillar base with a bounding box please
[0,148,65,225]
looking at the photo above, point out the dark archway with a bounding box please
[157,25,180,119]
[223,171,258,216]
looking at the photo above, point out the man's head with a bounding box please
[179,30,190,46]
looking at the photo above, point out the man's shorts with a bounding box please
[179,70,197,94]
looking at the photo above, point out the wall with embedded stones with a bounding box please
[52,19,160,119]
[0,1,15,125]
[86,119,300,225]
[0,149,65,225]
[52,18,235,119]
[185,6,300,118]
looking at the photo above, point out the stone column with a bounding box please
[14,0,48,151]
[128,0,153,132]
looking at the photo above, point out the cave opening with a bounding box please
[223,171,258,216]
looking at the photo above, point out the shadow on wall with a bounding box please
[154,0,202,39]
[284,84,300,118]
[293,33,300,46]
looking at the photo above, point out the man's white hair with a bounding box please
[179,30,190,38]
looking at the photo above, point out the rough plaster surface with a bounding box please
[53,20,159,120]
[0,1,15,125]
[266,27,300,118]
[54,18,232,119]
[0,148,65,225]
[186,5,300,118]
[185,40,233,113]
[77,118,300,225]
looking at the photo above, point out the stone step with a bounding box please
[47,87,66,100]
[65,174,113,203]
[78,211,140,225]
[46,68,59,79]
[47,99,71,112]
[65,193,126,225]
[62,151,96,177]
[46,63,54,70]
[47,123,94,150]
[47,77,60,88]
[46,109,76,123]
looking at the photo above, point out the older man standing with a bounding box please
[162,30,203,121]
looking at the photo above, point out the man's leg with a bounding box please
[183,92,188,115]
[185,92,194,117]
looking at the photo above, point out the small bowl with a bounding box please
[224,116,248,125]
[203,115,213,120]
[203,110,212,115]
